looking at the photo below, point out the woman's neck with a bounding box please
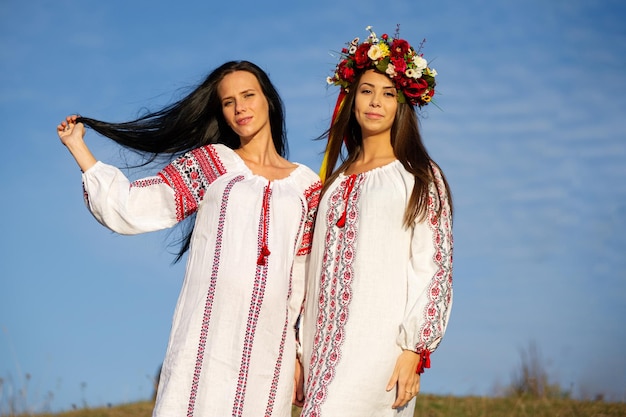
[235,134,296,180]
[236,135,280,166]
[345,134,396,175]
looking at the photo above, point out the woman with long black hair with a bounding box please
[57,60,321,417]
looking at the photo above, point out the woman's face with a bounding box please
[218,71,271,141]
[354,69,398,139]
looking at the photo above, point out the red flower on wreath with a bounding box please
[354,43,371,68]
[394,76,410,89]
[403,78,429,101]
[391,39,410,57]
[337,60,355,83]
[391,57,407,74]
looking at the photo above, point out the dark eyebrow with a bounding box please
[221,88,256,102]
[358,82,395,90]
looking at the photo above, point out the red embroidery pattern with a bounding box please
[264,180,315,416]
[186,175,243,417]
[264,305,289,417]
[159,145,226,221]
[297,180,322,256]
[231,190,273,417]
[415,164,453,352]
[130,177,164,188]
[302,175,363,416]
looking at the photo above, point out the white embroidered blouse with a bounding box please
[82,143,321,417]
[301,160,453,417]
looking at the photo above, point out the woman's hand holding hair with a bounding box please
[56,115,97,172]
[386,349,421,409]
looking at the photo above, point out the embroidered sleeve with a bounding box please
[397,164,453,358]
[296,180,322,256]
[82,146,226,235]
[292,179,322,355]
[82,161,178,235]
[157,145,226,222]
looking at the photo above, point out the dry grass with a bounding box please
[412,394,626,417]
[17,395,626,417]
[26,402,154,417]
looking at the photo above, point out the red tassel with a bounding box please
[336,210,347,228]
[257,181,272,266]
[256,245,271,265]
[416,350,431,374]
[336,174,356,228]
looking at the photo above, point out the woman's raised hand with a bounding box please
[56,115,97,172]
[57,115,85,147]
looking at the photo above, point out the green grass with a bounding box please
[19,395,626,417]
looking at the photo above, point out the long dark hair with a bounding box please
[321,71,452,226]
[77,61,287,261]
[77,60,287,160]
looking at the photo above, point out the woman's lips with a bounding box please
[236,116,253,125]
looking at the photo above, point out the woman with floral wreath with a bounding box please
[298,27,453,416]
[56,60,321,417]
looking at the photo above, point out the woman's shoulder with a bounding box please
[203,143,236,160]
[294,163,322,184]
[289,163,322,194]
[428,159,445,177]
[293,162,320,181]
[393,158,446,183]
[186,143,245,173]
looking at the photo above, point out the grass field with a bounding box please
[15,395,626,417]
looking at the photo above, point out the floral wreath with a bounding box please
[319,26,437,180]
[327,25,437,107]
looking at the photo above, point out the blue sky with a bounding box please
[1,0,625,412]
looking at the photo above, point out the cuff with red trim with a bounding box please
[416,350,431,374]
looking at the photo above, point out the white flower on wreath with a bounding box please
[365,26,378,43]
[368,44,385,61]
[349,45,357,54]
[405,68,423,79]
[385,63,397,77]
[413,55,428,70]
[326,76,334,85]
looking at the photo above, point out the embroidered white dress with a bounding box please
[81,144,321,417]
[300,160,453,417]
